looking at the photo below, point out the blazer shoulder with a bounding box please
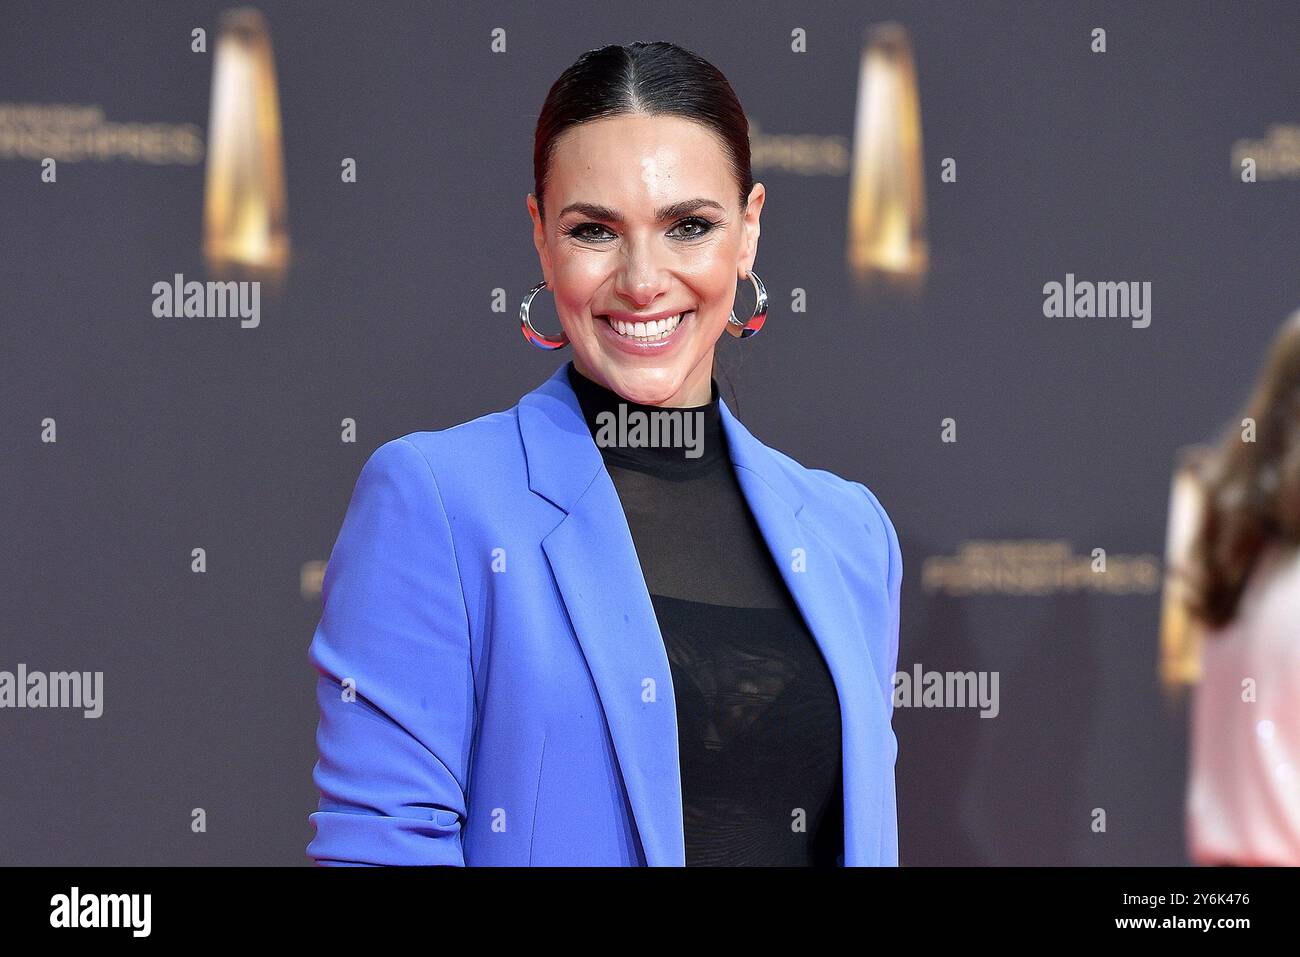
[761,443,896,543]
[393,406,520,464]
[375,406,527,497]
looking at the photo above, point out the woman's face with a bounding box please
[529,112,764,407]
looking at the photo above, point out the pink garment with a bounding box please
[1187,542,1300,866]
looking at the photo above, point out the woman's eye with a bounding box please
[669,217,715,239]
[566,217,717,243]
[567,223,615,242]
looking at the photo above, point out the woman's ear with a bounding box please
[527,193,553,283]
[739,182,764,279]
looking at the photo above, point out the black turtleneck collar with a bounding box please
[566,361,727,480]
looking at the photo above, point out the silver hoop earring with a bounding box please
[519,280,569,350]
[725,270,768,339]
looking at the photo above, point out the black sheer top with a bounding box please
[566,361,844,866]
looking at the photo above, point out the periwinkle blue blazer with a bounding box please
[307,363,902,866]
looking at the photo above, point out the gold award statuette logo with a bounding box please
[847,22,928,293]
[203,7,290,279]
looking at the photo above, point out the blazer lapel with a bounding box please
[517,364,890,866]
[719,404,893,866]
[519,365,685,866]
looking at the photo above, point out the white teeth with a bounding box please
[604,311,688,341]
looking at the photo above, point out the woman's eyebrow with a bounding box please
[557,198,725,223]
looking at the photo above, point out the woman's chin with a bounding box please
[609,375,681,405]
[583,362,678,403]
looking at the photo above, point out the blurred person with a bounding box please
[1184,308,1300,866]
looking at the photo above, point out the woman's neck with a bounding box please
[565,361,727,478]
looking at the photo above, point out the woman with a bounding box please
[1185,309,1300,866]
[306,41,901,867]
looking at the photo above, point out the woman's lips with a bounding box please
[595,310,694,355]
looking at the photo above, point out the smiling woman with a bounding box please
[307,40,902,867]
[525,45,767,407]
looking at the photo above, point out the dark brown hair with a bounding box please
[532,41,753,225]
[1186,310,1300,629]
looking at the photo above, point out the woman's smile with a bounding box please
[595,308,697,355]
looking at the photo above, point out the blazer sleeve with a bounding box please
[307,437,475,866]
[854,481,902,719]
[855,480,902,866]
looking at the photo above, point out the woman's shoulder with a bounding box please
[750,443,901,613]
[754,441,899,553]
[359,406,529,499]
[1238,542,1300,620]
[394,407,521,463]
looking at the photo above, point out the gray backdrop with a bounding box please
[1,0,1296,865]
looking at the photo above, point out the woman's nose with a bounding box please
[612,239,673,306]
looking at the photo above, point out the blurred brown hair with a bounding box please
[1186,309,1300,630]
